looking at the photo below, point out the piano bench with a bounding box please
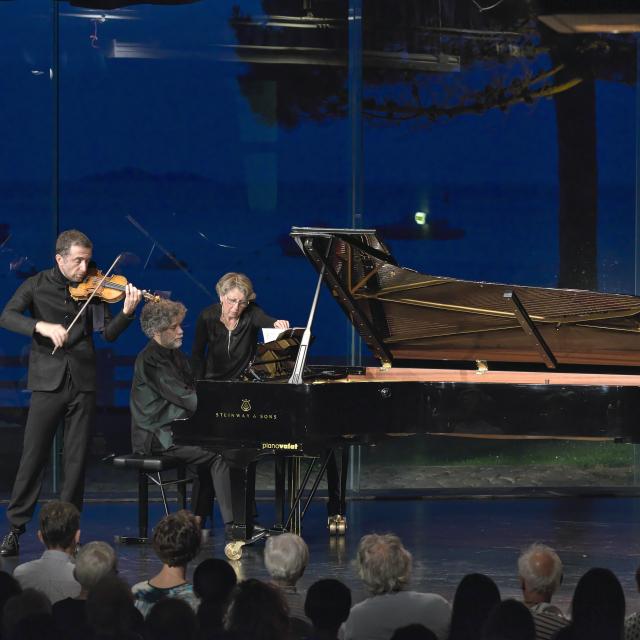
[108,453,189,544]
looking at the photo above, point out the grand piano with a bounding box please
[174,227,640,555]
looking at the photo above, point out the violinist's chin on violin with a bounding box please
[51,254,150,355]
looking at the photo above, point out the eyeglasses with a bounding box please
[225,296,249,308]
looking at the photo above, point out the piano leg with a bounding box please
[326,447,348,536]
[287,457,302,535]
[274,454,286,530]
[339,446,349,517]
[227,458,257,541]
[326,448,340,517]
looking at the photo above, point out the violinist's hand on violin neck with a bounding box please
[35,321,69,349]
[123,284,143,316]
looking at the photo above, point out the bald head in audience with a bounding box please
[517,543,563,606]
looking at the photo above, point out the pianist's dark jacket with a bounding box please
[0,265,134,391]
[130,340,197,453]
[191,302,277,380]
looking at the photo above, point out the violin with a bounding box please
[68,267,159,304]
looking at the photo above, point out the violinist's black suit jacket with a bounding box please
[0,265,134,530]
[0,266,134,391]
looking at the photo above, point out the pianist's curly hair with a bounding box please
[216,272,257,302]
[140,299,187,339]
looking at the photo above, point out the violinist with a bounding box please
[0,229,142,557]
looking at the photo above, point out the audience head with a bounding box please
[304,579,351,634]
[355,533,412,595]
[517,543,563,603]
[0,572,21,631]
[194,558,238,632]
[74,541,118,592]
[449,573,501,640]
[37,501,80,551]
[193,558,237,602]
[390,624,438,640]
[482,599,535,640]
[7,613,59,640]
[264,533,309,586]
[152,510,201,568]
[2,588,51,640]
[225,578,290,640]
[568,567,625,640]
[146,598,198,640]
[86,575,142,639]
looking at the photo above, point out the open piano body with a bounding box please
[176,226,640,448]
[174,227,640,550]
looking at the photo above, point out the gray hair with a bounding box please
[517,543,563,598]
[355,533,412,595]
[74,541,118,591]
[140,299,186,339]
[55,229,92,256]
[215,273,256,302]
[264,533,309,585]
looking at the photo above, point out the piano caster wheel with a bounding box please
[225,541,245,561]
[328,515,347,536]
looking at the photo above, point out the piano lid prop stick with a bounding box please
[289,259,328,385]
[51,253,122,356]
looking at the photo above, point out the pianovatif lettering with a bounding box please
[261,442,299,450]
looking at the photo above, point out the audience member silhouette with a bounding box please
[517,543,567,640]
[224,578,290,640]
[52,541,118,640]
[0,571,21,636]
[625,564,640,640]
[554,567,625,640]
[146,597,199,640]
[2,588,51,640]
[391,624,438,640]
[304,578,351,640]
[482,599,535,640]
[86,575,144,640]
[264,533,309,621]
[342,533,451,640]
[193,558,237,639]
[7,612,60,640]
[12,501,81,604]
[132,510,201,617]
[447,573,500,640]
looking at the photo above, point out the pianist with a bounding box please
[190,273,289,533]
[130,299,233,532]
[191,272,289,381]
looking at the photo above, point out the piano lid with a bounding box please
[290,227,640,370]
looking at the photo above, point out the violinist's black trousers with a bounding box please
[6,371,94,531]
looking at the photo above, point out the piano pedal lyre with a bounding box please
[328,515,347,536]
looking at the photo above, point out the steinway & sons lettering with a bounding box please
[215,411,278,421]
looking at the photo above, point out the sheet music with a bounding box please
[262,327,305,343]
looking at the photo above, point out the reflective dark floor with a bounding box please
[2,496,640,614]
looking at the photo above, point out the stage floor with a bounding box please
[1,496,640,614]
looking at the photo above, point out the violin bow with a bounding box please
[51,253,122,355]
